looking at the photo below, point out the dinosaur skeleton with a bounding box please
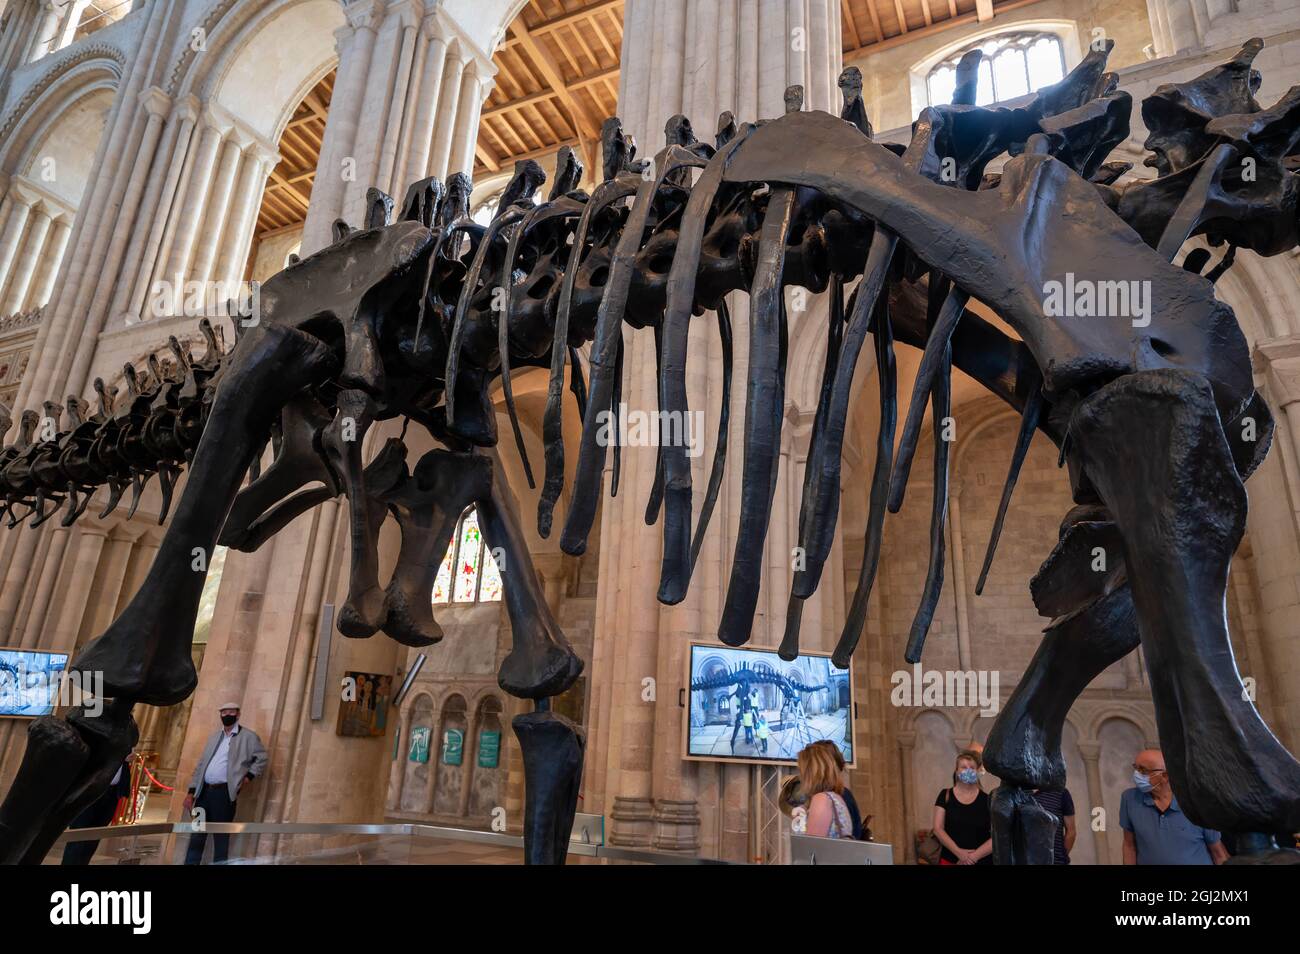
[689,665,829,701]
[1,38,1298,864]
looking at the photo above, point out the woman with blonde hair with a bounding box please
[796,742,853,839]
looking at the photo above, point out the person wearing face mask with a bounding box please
[183,702,268,865]
[932,751,993,865]
[1121,749,1228,865]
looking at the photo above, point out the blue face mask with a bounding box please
[1133,770,1153,792]
[957,768,979,785]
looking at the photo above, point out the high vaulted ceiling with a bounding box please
[473,0,1044,176]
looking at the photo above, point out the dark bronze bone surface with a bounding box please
[2,38,1299,864]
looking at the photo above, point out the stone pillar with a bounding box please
[115,96,199,324]
[374,4,420,197]
[158,117,226,301]
[48,526,108,653]
[300,3,383,255]
[401,18,449,187]
[301,1,493,245]
[897,730,917,862]
[0,204,50,316]
[188,133,246,284]
[1145,0,1207,56]
[449,58,492,177]
[0,188,32,294]
[26,215,71,312]
[25,0,65,63]
[586,0,842,860]
[215,144,277,289]
[426,44,466,180]
[1246,336,1300,753]
[1078,740,1109,863]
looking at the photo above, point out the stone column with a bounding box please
[426,43,466,180]
[25,0,66,63]
[188,132,246,284]
[0,204,50,316]
[158,117,226,301]
[1145,0,1207,56]
[55,0,91,49]
[401,17,449,186]
[1246,336,1300,753]
[215,144,277,289]
[449,58,492,178]
[341,6,406,227]
[1078,740,1109,863]
[300,1,383,255]
[374,2,420,197]
[0,188,32,294]
[897,730,917,862]
[587,0,841,859]
[48,526,108,653]
[25,214,71,312]
[116,96,199,324]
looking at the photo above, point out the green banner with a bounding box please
[408,726,430,763]
[478,730,501,768]
[441,728,464,765]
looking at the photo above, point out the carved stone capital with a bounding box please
[344,0,385,32]
[140,86,172,120]
[1253,335,1300,409]
[171,95,201,126]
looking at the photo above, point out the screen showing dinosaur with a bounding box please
[0,649,69,719]
[686,643,853,766]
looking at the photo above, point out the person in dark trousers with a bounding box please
[932,750,993,865]
[60,756,133,865]
[1030,787,1077,864]
[184,702,268,865]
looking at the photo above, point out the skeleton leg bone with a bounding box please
[1072,369,1300,836]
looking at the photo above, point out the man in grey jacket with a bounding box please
[183,702,268,864]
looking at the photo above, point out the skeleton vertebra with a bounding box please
[1,38,1298,865]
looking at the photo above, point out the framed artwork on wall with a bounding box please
[336,671,393,737]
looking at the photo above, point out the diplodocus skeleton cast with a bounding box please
[1,38,1298,864]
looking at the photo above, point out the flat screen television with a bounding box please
[0,648,70,718]
[683,641,854,767]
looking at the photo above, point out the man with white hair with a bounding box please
[183,702,268,864]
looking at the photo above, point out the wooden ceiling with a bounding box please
[475,0,623,178]
[473,0,1040,176]
[256,69,334,235]
[248,1,1043,226]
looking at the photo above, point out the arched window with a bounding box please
[926,33,1065,107]
[432,507,503,604]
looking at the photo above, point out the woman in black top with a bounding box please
[932,750,993,865]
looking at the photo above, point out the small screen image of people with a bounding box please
[687,644,851,764]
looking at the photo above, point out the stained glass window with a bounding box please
[454,511,483,601]
[430,507,503,605]
[193,545,228,643]
[926,33,1065,107]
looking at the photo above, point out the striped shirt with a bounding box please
[1032,788,1075,864]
